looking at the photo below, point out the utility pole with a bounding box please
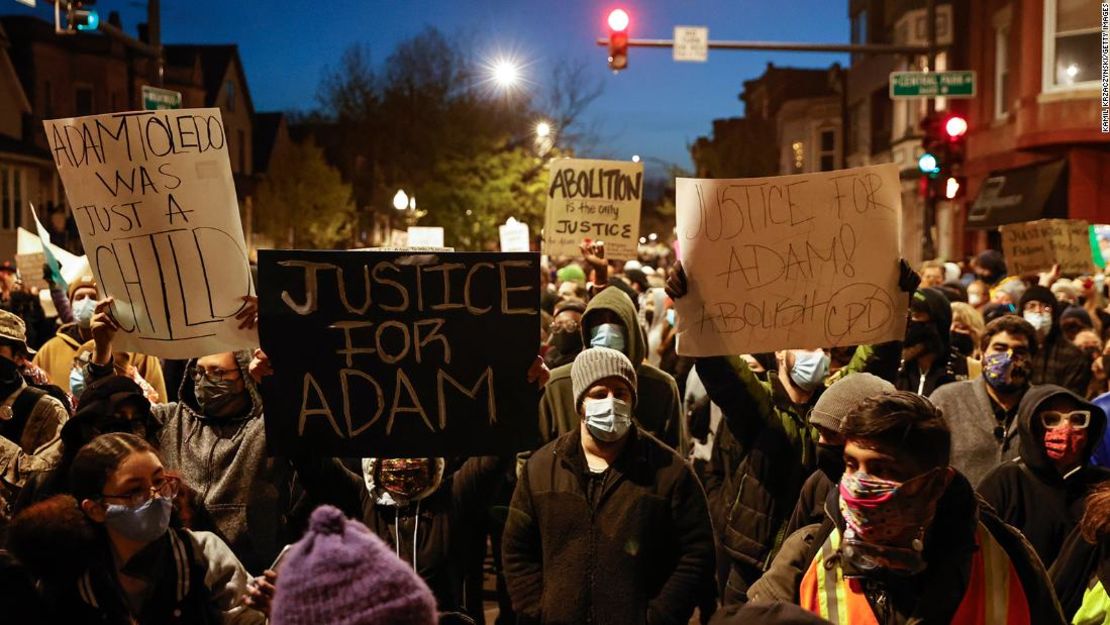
[148,0,162,86]
[922,0,938,261]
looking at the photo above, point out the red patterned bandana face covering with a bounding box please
[838,467,952,574]
[1043,427,1087,470]
[379,458,434,499]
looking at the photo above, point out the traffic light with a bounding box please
[607,9,629,71]
[67,1,99,32]
[918,112,968,186]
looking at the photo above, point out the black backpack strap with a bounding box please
[0,386,46,444]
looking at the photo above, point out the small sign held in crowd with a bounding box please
[1000,219,1094,277]
[499,218,530,252]
[407,226,445,248]
[544,158,643,260]
[673,163,907,356]
[43,108,257,360]
[257,249,541,458]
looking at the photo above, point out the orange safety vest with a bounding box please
[799,523,1031,624]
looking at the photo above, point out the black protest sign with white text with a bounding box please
[257,249,542,458]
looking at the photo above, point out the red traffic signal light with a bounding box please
[608,9,629,32]
[607,9,630,71]
[944,115,968,140]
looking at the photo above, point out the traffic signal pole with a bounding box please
[594,38,932,57]
[923,0,939,261]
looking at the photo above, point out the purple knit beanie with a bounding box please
[271,505,438,625]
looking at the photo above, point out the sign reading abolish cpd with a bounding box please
[258,249,541,458]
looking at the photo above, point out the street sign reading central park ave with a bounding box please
[889,70,976,99]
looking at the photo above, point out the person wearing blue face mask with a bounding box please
[537,285,688,458]
[6,432,271,624]
[504,347,715,625]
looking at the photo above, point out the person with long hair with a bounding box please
[1051,482,1110,623]
[6,432,271,624]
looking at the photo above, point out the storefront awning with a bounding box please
[966,159,1068,229]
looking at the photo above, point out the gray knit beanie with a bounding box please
[809,373,894,432]
[571,347,638,411]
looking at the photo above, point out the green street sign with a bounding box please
[142,85,182,110]
[889,70,976,99]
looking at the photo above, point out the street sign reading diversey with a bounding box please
[890,70,976,99]
[142,85,182,110]
[674,26,708,62]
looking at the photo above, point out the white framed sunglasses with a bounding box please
[1039,410,1091,430]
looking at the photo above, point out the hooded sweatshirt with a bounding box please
[978,384,1110,568]
[86,351,293,573]
[290,455,508,616]
[538,286,688,455]
[1020,286,1092,397]
[898,288,956,396]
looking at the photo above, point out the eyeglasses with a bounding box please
[1039,410,1091,430]
[101,477,180,508]
[191,366,240,383]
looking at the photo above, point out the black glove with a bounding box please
[898,259,921,294]
[42,263,53,287]
[665,261,688,300]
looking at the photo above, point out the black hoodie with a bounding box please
[978,384,1110,567]
[1020,286,1092,396]
[898,288,956,396]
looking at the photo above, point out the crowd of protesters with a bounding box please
[2,240,1110,625]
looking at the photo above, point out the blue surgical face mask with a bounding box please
[73,297,97,329]
[589,323,626,353]
[70,367,87,398]
[789,350,830,392]
[104,496,172,544]
[583,396,633,442]
[1023,311,1052,335]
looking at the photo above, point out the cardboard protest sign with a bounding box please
[407,227,444,248]
[674,163,907,356]
[1000,219,1094,276]
[257,249,542,458]
[544,158,643,259]
[15,252,46,291]
[43,109,257,359]
[499,218,530,252]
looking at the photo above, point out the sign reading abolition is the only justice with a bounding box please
[257,249,541,458]
[44,108,257,359]
[544,158,643,260]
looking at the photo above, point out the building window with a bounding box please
[791,141,805,173]
[851,10,868,62]
[0,167,24,231]
[995,22,1011,118]
[848,103,864,155]
[819,129,837,171]
[225,80,236,112]
[1043,0,1100,91]
[74,86,93,116]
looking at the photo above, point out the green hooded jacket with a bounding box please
[538,286,689,455]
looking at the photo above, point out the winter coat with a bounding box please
[1021,286,1092,397]
[896,288,958,396]
[293,455,509,615]
[930,377,1024,486]
[978,385,1110,568]
[1050,526,1110,623]
[783,470,835,541]
[44,527,263,625]
[694,355,819,600]
[86,352,292,573]
[538,287,688,455]
[33,323,168,401]
[503,426,715,625]
[748,472,1066,625]
[0,380,69,525]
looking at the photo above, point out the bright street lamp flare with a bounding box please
[535,122,551,138]
[393,190,409,211]
[493,59,520,89]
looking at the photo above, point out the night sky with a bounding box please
[6,1,848,177]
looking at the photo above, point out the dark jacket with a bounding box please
[35,528,262,625]
[783,470,835,541]
[897,288,957,396]
[503,426,715,625]
[538,287,688,455]
[978,384,1110,568]
[293,455,508,615]
[1050,526,1110,622]
[749,472,1066,625]
[695,356,819,599]
[1021,286,1093,397]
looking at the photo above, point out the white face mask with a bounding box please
[968,293,982,307]
[73,297,97,329]
[583,396,633,442]
[1024,311,1052,335]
